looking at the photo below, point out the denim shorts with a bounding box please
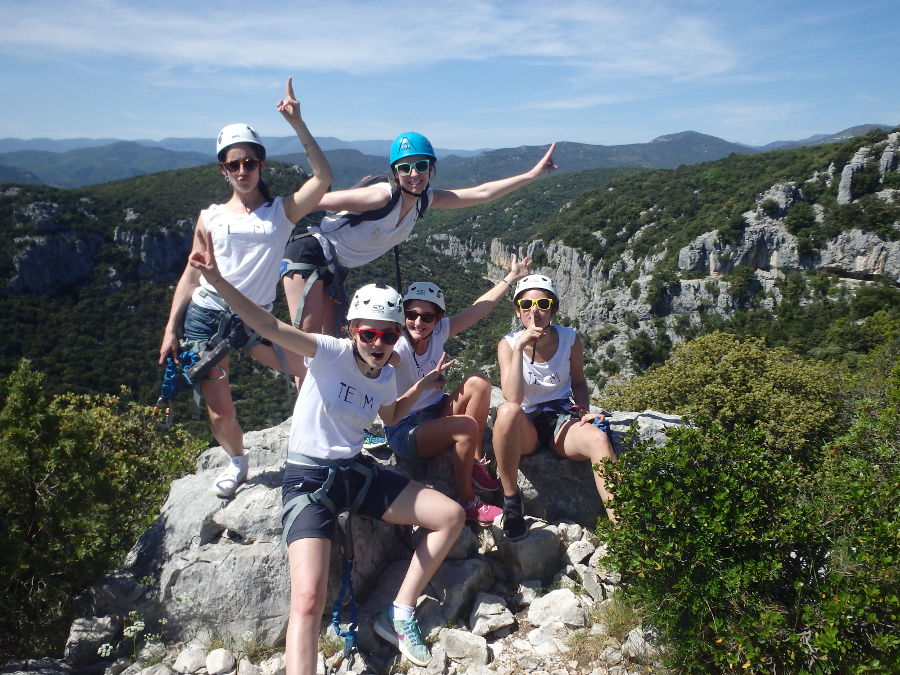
[281,457,409,543]
[384,396,448,461]
[182,302,227,351]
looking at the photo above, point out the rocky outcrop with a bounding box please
[113,221,194,280]
[837,145,874,204]
[7,233,102,294]
[59,406,681,673]
[818,228,900,282]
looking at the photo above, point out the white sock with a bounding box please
[230,454,249,470]
[392,603,415,621]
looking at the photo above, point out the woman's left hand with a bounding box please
[276,76,301,124]
[508,253,532,281]
[419,353,455,391]
[577,411,604,428]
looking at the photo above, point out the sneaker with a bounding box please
[362,431,387,450]
[502,492,528,541]
[373,607,431,667]
[471,457,501,492]
[213,455,248,498]
[463,495,503,526]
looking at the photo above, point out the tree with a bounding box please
[603,332,845,455]
[0,360,202,660]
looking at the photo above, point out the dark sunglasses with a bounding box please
[222,157,260,173]
[352,327,401,345]
[516,297,554,311]
[405,310,436,324]
[394,159,431,176]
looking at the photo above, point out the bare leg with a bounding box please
[381,481,465,607]
[199,354,244,457]
[445,375,492,460]
[555,421,618,522]
[413,415,479,502]
[491,401,538,497]
[285,537,331,675]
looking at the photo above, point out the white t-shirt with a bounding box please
[287,334,398,461]
[502,324,576,413]
[392,317,451,414]
[317,183,432,269]
[192,197,293,311]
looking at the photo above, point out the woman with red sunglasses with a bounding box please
[189,230,464,672]
[158,77,333,498]
[493,274,618,540]
[281,132,558,384]
[384,255,531,526]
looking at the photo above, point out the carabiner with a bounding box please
[152,396,175,430]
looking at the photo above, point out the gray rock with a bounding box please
[469,592,515,637]
[528,589,587,628]
[512,580,543,607]
[256,654,285,675]
[437,628,489,667]
[574,564,606,603]
[492,521,560,583]
[138,665,173,675]
[172,646,207,674]
[205,649,235,675]
[64,615,122,665]
[527,621,570,655]
[565,540,595,565]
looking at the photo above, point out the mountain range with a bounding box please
[0,125,893,189]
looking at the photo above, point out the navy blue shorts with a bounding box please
[281,456,409,544]
[282,235,334,284]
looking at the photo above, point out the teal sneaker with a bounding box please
[373,607,431,666]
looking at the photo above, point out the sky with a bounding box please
[0,0,898,151]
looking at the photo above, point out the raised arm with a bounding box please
[278,77,334,223]
[189,228,318,358]
[448,254,531,336]
[430,143,557,210]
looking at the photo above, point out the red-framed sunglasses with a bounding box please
[352,327,401,345]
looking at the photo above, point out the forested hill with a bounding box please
[1,128,898,443]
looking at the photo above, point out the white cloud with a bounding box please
[0,0,737,80]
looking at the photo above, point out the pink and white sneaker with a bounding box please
[463,495,503,526]
[471,457,501,492]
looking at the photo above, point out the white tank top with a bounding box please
[192,197,293,311]
[503,324,576,413]
[318,183,432,269]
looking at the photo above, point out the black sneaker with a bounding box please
[502,493,528,541]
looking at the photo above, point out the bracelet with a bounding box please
[499,278,511,286]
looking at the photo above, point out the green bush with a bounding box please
[0,360,202,660]
[604,365,899,672]
[603,332,844,455]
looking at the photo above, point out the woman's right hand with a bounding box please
[159,330,180,365]
[513,324,544,351]
[188,228,222,284]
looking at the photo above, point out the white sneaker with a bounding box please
[213,455,249,497]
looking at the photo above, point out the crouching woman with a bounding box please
[189,229,464,673]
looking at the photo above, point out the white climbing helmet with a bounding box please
[402,281,446,311]
[514,274,558,301]
[216,123,266,160]
[347,283,404,324]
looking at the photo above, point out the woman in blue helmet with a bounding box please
[281,132,558,350]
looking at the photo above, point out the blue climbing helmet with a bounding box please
[389,132,436,166]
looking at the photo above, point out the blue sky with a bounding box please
[0,0,897,150]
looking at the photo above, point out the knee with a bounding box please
[463,374,491,396]
[208,407,237,430]
[493,402,521,430]
[289,584,324,620]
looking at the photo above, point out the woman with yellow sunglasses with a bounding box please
[493,274,617,539]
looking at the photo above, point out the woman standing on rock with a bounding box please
[189,230,464,673]
[158,78,332,498]
[493,274,617,539]
[280,133,558,384]
[384,255,531,525]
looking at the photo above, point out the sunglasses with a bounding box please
[516,297,555,311]
[405,310,436,324]
[394,159,431,176]
[222,157,260,173]
[352,327,401,345]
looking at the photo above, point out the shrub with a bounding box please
[605,400,899,673]
[0,360,202,660]
[603,332,844,455]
